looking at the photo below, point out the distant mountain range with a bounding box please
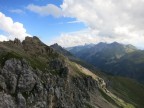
[67,42,137,59]
[65,42,144,83]
[51,42,144,108]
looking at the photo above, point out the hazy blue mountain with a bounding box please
[66,43,95,56]
[67,42,137,60]
[66,42,144,83]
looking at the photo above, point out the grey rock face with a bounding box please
[0,92,16,108]
[0,58,113,108]
[0,75,6,91]
[18,71,36,92]
[17,93,26,108]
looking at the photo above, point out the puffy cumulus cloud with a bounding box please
[51,29,116,47]
[61,0,144,31]
[54,0,144,48]
[52,27,144,48]
[26,0,144,48]
[26,4,63,17]
[0,35,8,41]
[0,12,29,41]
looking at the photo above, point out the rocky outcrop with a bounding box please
[0,58,106,108]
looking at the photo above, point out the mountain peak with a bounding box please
[51,43,63,50]
[13,38,21,45]
[24,36,40,42]
[111,41,121,45]
[22,36,43,45]
[112,41,119,44]
[51,43,59,47]
[50,43,74,58]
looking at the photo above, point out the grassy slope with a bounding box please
[68,48,144,108]
[69,62,135,108]
[67,56,144,108]
[108,76,144,108]
[70,59,143,108]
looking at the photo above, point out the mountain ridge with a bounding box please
[51,42,144,108]
[0,36,136,108]
[66,42,144,83]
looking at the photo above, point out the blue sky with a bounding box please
[0,0,86,45]
[0,0,144,48]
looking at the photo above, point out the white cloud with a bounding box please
[52,28,144,48]
[50,29,110,47]
[0,35,8,41]
[53,0,144,48]
[26,4,63,17]
[0,12,30,41]
[26,1,144,48]
[67,20,82,24]
[9,9,25,14]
